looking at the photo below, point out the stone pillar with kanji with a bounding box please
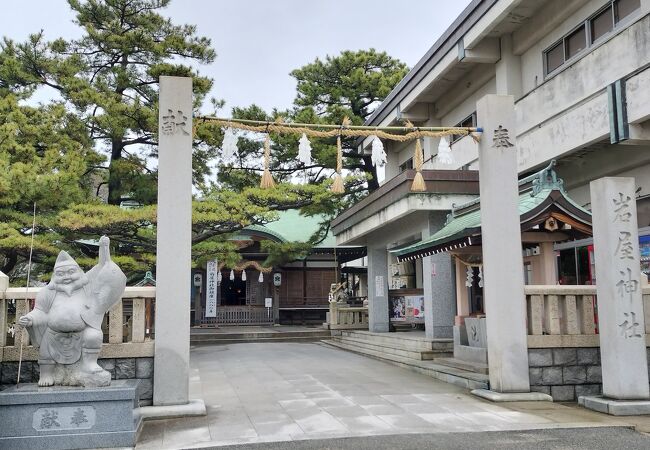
[590,177,649,400]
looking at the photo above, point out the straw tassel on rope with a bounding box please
[411,135,426,192]
[260,134,275,189]
[331,135,345,194]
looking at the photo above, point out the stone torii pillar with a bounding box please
[471,95,550,402]
[581,177,650,415]
[146,76,205,418]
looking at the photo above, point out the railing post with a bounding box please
[330,301,339,326]
[14,299,30,347]
[580,295,597,335]
[544,295,561,335]
[108,301,124,344]
[528,295,543,335]
[0,271,7,347]
[132,298,146,343]
[563,295,579,335]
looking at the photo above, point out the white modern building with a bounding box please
[332,0,650,339]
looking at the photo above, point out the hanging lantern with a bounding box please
[478,265,484,288]
[221,127,238,160]
[241,270,247,281]
[331,135,345,194]
[437,137,454,165]
[217,271,222,284]
[410,136,426,192]
[260,135,275,188]
[229,269,235,281]
[258,272,264,283]
[465,266,473,287]
[370,135,386,167]
[298,133,312,165]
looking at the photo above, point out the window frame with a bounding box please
[450,112,477,144]
[542,0,640,77]
[398,158,413,173]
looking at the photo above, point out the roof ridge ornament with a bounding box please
[531,160,564,196]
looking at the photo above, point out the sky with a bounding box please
[0,0,472,114]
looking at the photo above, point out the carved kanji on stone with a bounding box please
[618,311,643,338]
[614,231,635,260]
[492,125,514,148]
[616,267,639,298]
[70,408,88,427]
[161,109,190,136]
[613,192,632,223]
[40,410,60,429]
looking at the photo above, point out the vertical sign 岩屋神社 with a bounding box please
[206,260,217,318]
[591,177,649,399]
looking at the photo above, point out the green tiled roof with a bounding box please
[241,210,336,248]
[393,164,591,259]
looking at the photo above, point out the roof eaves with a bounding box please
[364,0,498,127]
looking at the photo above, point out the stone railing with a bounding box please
[525,285,650,348]
[326,302,369,330]
[0,286,156,362]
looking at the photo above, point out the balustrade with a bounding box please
[525,285,650,348]
[327,302,369,330]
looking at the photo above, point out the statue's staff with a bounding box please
[16,202,36,387]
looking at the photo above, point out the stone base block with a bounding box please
[471,389,553,402]
[579,395,650,416]
[454,344,488,364]
[139,398,207,420]
[0,379,142,450]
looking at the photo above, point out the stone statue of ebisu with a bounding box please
[18,236,126,387]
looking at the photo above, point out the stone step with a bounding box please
[339,330,453,352]
[433,357,490,375]
[320,340,489,391]
[192,336,331,345]
[333,336,451,361]
[190,330,331,344]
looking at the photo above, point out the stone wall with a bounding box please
[0,357,154,406]
[528,348,650,401]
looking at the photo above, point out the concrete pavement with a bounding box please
[198,427,650,450]
[136,342,650,449]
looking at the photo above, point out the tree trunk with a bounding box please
[107,139,122,205]
[363,155,380,192]
[1,251,17,275]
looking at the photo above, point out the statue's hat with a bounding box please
[54,251,80,269]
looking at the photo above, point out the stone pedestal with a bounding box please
[421,212,456,339]
[0,380,142,450]
[367,247,389,333]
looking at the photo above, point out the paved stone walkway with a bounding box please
[136,342,647,449]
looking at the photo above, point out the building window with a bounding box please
[565,26,587,59]
[590,6,614,42]
[544,0,640,76]
[399,158,413,173]
[545,42,564,73]
[615,0,640,22]
[451,112,477,144]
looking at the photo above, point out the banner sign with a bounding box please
[206,260,218,317]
